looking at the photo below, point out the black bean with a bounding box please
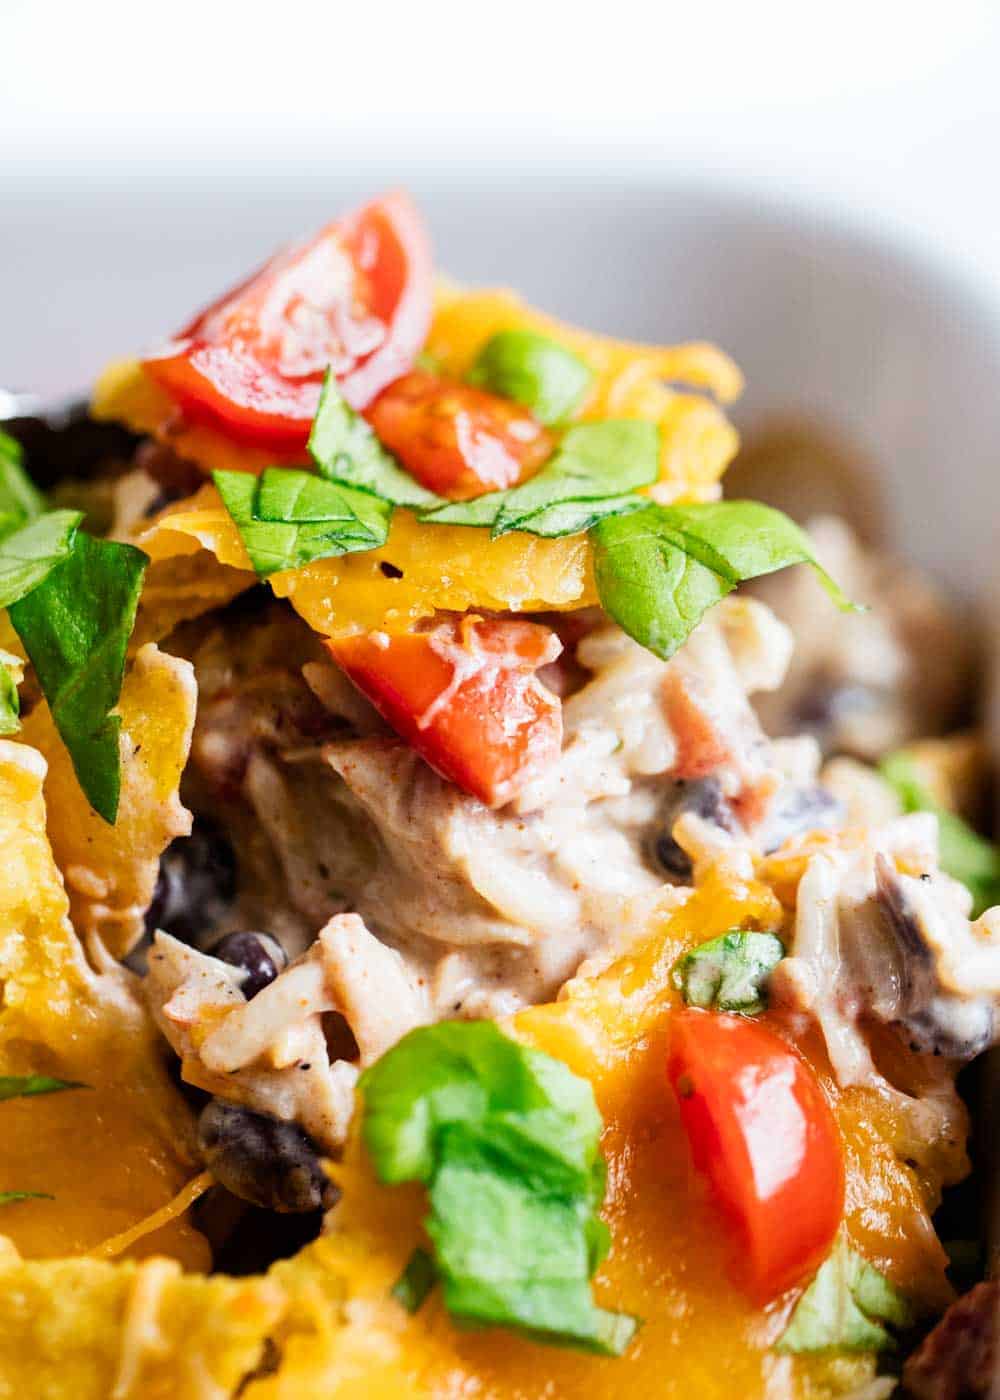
[2,404,140,490]
[198,1100,336,1214]
[212,932,287,1000]
[760,784,843,854]
[652,779,737,879]
[145,816,238,943]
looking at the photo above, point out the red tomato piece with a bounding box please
[365,370,554,499]
[667,1009,844,1304]
[326,618,563,806]
[143,192,432,449]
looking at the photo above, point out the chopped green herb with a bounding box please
[214,468,392,577]
[308,371,441,508]
[592,500,856,662]
[420,420,660,539]
[500,493,646,539]
[483,419,658,538]
[392,1247,439,1313]
[467,330,594,426]
[672,931,784,1014]
[777,1236,913,1354]
[0,509,83,609]
[360,1020,637,1356]
[0,429,45,530]
[0,1191,54,1206]
[0,1075,84,1101]
[0,656,20,737]
[879,751,1000,917]
[9,533,148,824]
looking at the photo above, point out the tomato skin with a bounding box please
[667,1009,844,1305]
[326,618,562,807]
[365,370,554,499]
[143,192,433,449]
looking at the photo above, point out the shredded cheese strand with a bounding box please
[89,1171,214,1260]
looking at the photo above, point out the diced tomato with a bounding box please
[326,618,562,806]
[365,370,553,499]
[143,192,433,449]
[667,1009,844,1304]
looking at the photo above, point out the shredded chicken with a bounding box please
[771,812,1000,1163]
[158,595,898,1138]
[146,925,362,1151]
[753,516,969,759]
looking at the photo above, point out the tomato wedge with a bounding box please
[365,370,553,499]
[143,192,433,449]
[326,618,562,806]
[667,1009,844,1304]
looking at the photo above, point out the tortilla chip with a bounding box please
[0,738,206,1266]
[21,643,197,959]
[0,1255,284,1400]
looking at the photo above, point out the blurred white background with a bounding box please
[3,0,1000,395]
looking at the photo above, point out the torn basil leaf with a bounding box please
[467,330,594,426]
[9,533,148,824]
[0,1075,83,1101]
[214,468,392,577]
[360,1020,637,1355]
[420,420,660,539]
[0,1191,54,1206]
[880,751,1000,918]
[672,931,784,1014]
[592,501,855,662]
[0,509,83,609]
[0,429,46,531]
[308,371,441,508]
[776,1236,913,1354]
[392,1247,439,1313]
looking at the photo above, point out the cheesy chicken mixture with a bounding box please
[0,192,996,1399]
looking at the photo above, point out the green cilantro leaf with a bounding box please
[0,510,83,609]
[308,371,441,508]
[0,1075,84,1100]
[592,500,855,662]
[0,1191,54,1206]
[9,533,148,824]
[777,1236,913,1354]
[671,931,784,1014]
[0,429,46,530]
[879,751,1000,917]
[360,1020,637,1356]
[392,1247,439,1313]
[420,420,660,538]
[466,330,594,426]
[213,468,392,577]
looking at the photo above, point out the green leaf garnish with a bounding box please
[776,1237,913,1354]
[360,1020,637,1356]
[392,1247,439,1313]
[879,751,1000,917]
[0,1191,54,1206]
[9,533,148,824]
[0,1075,84,1100]
[672,931,784,1014]
[214,468,392,577]
[308,371,441,508]
[0,509,83,609]
[592,500,856,662]
[420,420,660,539]
[467,330,594,426]
[0,429,46,530]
